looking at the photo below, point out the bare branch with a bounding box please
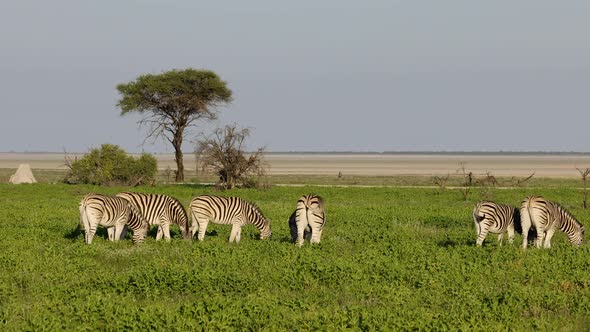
[195,124,267,189]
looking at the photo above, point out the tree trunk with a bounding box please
[173,133,184,182]
[584,178,588,209]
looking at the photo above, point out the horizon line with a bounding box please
[3,150,590,155]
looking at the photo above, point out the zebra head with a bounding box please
[260,220,272,240]
[574,225,585,246]
[168,198,191,240]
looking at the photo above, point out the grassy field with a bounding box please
[1,183,590,330]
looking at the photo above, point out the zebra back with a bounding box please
[190,195,272,239]
[297,194,326,227]
[116,192,190,239]
[80,193,127,228]
[473,201,517,232]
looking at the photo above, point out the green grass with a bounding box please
[1,183,590,330]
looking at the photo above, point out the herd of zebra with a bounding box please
[79,191,584,249]
[473,196,585,249]
[79,192,326,246]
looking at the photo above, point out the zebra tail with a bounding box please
[183,213,191,240]
[79,200,90,243]
[473,210,485,223]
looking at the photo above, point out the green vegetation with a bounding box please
[117,68,233,182]
[2,167,588,189]
[1,183,590,330]
[63,144,157,186]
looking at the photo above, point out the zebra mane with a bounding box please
[240,199,268,224]
[554,203,583,228]
[246,200,266,219]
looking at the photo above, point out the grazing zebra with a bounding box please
[79,193,149,244]
[521,196,585,249]
[288,194,326,246]
[472,201,518,246]
[116,192,191,241]
[189,195,272,243]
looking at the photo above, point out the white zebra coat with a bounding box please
[288,194,326,246]
[521,196,585,249]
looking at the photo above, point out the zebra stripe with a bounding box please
[189,195,272,243]
[472,201,518,246]
[288,194,326,246]
[521,196,585,249]
[116,192,190,241]
[79,193,149,244]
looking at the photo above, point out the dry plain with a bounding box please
[1,152,590,178]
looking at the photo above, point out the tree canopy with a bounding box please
[116,68,232,182]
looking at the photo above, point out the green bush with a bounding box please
[64,144,157,186]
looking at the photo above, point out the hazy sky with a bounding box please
[1,0,589,153]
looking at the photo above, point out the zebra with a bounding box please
[79,193,149,244]
[116,192,191,241]
[472,201,519,246]
[521,196,585,249]
[189,195,272,243]
[288,194,326,246]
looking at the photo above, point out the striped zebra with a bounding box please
[79,193,149,244]
[472,201,518,246]
[116,192,191,241]
[288,194,326,246]
[521,196,585,249]
[189,195,272,243]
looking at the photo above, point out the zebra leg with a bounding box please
[521,223,530,250]
[507,225,515,244]
[296,226,306,247]
[190,223,198,238]
[473,220,481,238]
[80,206,92,244]
[190,210,199,238]
[235,226,242,243]
[119,225,127,240]
[520,205,532,250]
[197,218,209,241]
[535,231,545,249]
[497,233,504,246]
[156,226,164,241]
[543,229,556,249]
[114,221,126,242]
[86,223,97,244]
[476,223,489,246]
[229,224,241,243]
[288,211,298,243]
[160,223,171,242]
[107,227,115,241]
[310,225,323,244]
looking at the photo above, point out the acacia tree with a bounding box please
[116,68,232,182]
[196,124,267,189]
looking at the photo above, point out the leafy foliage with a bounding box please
[64,144,157,186]
[1,184,590,330]
[116,68,233,182]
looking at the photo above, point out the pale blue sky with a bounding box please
[1,0,589,152]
